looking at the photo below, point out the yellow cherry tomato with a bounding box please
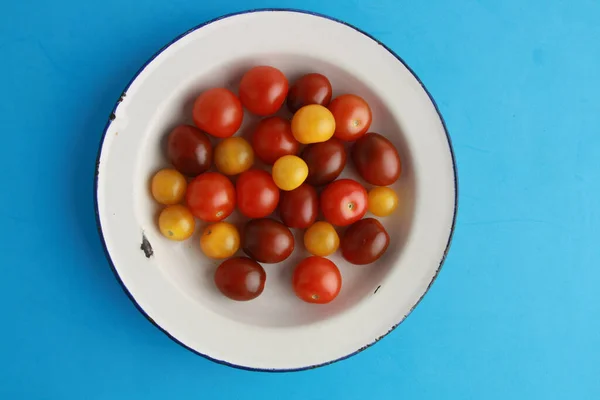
[158,205,195,241]
[151,168,187,205]
[304,221,339,257]
[291,104,336,144]
[200,222,240,259]
[272,155,308,191]
[214,137,254,175]
[368,187,399,217]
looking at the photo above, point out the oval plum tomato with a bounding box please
[214,136,254,175]
[239,66,288,116]
[236,169,280,218]
[242,219,294,263]
[193,88,243,138]
[328,94,372,141]
[303,221,339,257]
[287,73,333,113]
[341,218,390,265]
[352,132,402,185]
[186,172,235,222]
[320,179,368,226]
[368,186,399,217]
[158,205,195,241]
[301,138,346,186]
[252,117,299,165]
[272,155,308,191]
[279,183,318,228]
[291,104,336,144]
[167,125,212,176]
[151,168,187,205]
[292,257,341,304]
[200,222,240,259]
[214,257,266,301]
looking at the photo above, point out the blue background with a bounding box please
[1,0,599,398]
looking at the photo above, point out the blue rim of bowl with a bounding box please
[94,8,458,372]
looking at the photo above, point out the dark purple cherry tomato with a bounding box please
[242,219,294,263]
[279,183,318,228]
[167,125,212,176]
[287,73,333,113]
[341,218,390,265]
[214,257,266,301]
[351,133,401,186]
[301,138,346,186]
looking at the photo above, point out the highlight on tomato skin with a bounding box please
[292,256,342,304]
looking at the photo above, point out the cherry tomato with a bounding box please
[328,94,372,141]
[279,183,318,228]
[320,179,368,226]
[291,104,336,144]
[214,137,254,175]
[214,257,266,301]
[186,172,235,222]
[304,222,339,257]
[242,218,294,263]
[193,88,243,138]
[272,155,308,191]
[368,187,399,217]
[292,257,341,304]
[151,168,187,205]
[236,170,280,218]
[158,205,195,241]
[200,222,240,259]
[341,218,390,265]
[301,138,346,186]
[239,66,288,116]
[167,125,212,176]
[287,73,332,113]
[352,133,402,186]
[251,117,299,165]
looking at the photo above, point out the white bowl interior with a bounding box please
[97,10,455,370]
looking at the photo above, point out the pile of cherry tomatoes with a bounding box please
[150,66,402,304]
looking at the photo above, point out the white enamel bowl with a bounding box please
[95,9,457,371]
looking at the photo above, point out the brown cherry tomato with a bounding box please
[214,257,266,301]
[192,88,243,138]
[292,256,342,304]
[287,73,333,113]
[301,138,347,186]
[329,94,372,141]
[239,66,288,116]
[242,218,294,263]
[167,125,212,176]
[341,218,390,265]
[279,183,318,229]
[351,132,402,186]
[252,117,300,165]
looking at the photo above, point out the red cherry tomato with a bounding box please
[292,256,342,304]
[341,218,390,265]
[301,138,347,186]
[252,117,300,165]
[239,66,288,116]
[236,169,280,218]
[186,172,235,222]
[287,73,333,113]
[193,88,243,138]
[351,132,402,186]
[279,183,318,228]
[320,179,368,226]
[167,125,213,176]
[328,94,372,141]
[214,257,266,301]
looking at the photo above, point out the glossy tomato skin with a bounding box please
[351,132,402,186]
[328,94,372,141]
[287,73,333,113]
[279,183,318,228]
[341,218,390,265]
[320,179,368,226]
[192,88,243,138]
[239,66,288,116]
[186,172,235,222]
[214,257,266,301]
[236,169,280,218]
[242,218,294,263]
[292,257,341,304]
[167,125,212,176]
[301,138,347,186]
[252,117,299,165]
